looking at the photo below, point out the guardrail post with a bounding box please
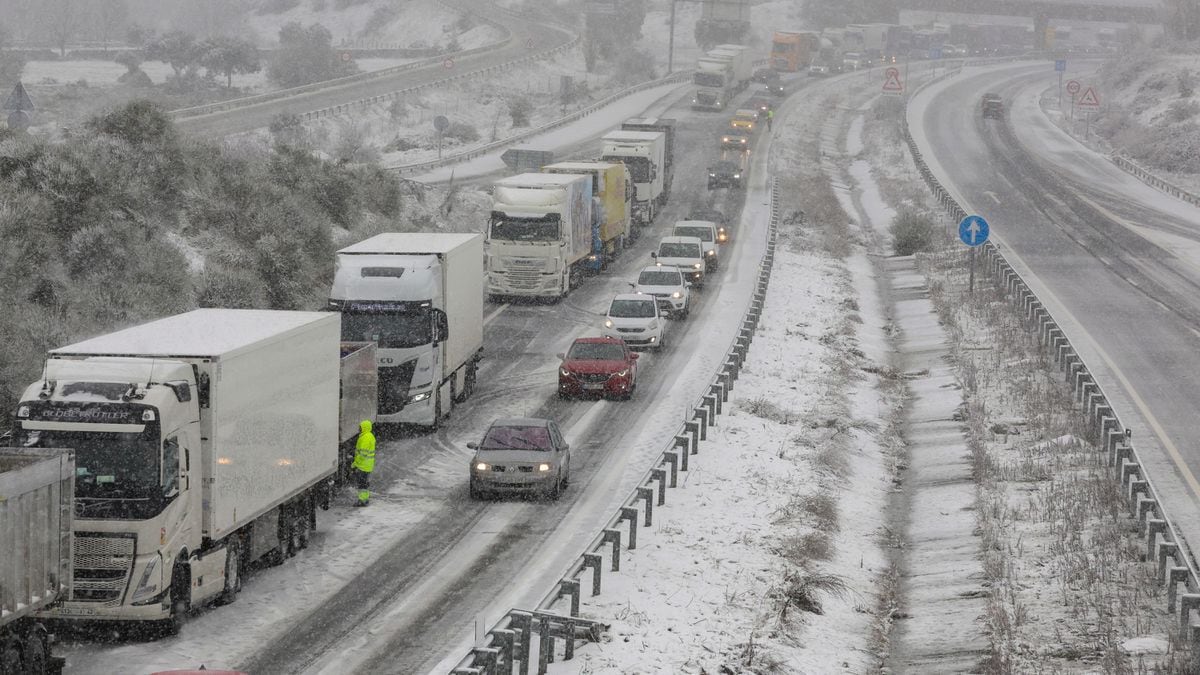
[558,579,581,617]
[582,553,603,596]
[512,610,533,675]
[637,486,653,526]
[562,617,577,661]
[664,452,679,488]
[602,529,622,571]
[1146,519,1167,559]
[674,435,690,470]
[1156,542,1178,582]
[619,507,639,550]
[693,407,709,439]
[713,378,729,403]
[683,421,700,454]
[537,613,554,672]
[651,468,667,505]
[1169,567,1190,612]
[703,395,718,424]
[708,384,724,413]
[1179,594,1200,632]
[1111,444,1133,472]
[490,628,515,670]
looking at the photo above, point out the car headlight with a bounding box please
[604,319,613,328]
[614,368,630,378]
[733,174,740,178]
[559,367,572,378]
[409,391,431,403]
[740,139,746,144]
[693,263,702,269]
[130,555,162,604]
[709,173,716,177]
[671,291,682,299]
[538,463,552,472]
[475,462,490,471]
[706,250,716,256]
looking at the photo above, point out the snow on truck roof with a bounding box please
[495,173,588,187]
[52,309,335,359]
[602,130,664,141]
[338,232,479,255]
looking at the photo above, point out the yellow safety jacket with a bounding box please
[353,420,376,473]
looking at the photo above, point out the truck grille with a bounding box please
[72,533,135,605]
[503,258,547,291]
[379,360,417,415]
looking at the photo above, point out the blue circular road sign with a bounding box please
[958,215,989,247]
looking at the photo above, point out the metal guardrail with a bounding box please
[448,178,782,675]
[1110,154,1200,208]
[902,65,1200,652]
[387,70,692,176]
[168,0,545,120]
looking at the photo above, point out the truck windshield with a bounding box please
[341,308,431,349]
[609,299,657,318]
[603,156,649,183]
[490,212,561,242]
[18,425,164,519]
[659,243,700,258]
[675,227,713,242]
[694,72,726,88]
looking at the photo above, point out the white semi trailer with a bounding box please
[18,309,350,632]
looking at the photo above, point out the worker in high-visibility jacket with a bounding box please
[352,420,376,507]
[766,108,775,131]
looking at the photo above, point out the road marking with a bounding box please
[984,190,1001,204]
[483,303,510,326]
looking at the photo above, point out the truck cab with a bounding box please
[652,236,707,286]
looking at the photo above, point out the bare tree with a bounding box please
[43,0,80,56]
[94,0,130,50]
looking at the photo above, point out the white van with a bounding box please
[652,236,706,286]
[672,220,721,271]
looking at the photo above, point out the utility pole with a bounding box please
[669,0,677,73]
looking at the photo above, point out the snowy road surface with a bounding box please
[174,0,572,138]
[59,76,775,675]
[912,61,1200,594]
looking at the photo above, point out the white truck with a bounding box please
[332,233,484,428]
[709,44,752,91]
[1,447,73,673]
[692,57,736,111]
[17,309,349,632]
[542,160,632,262]
[487,173,594,301]
[601,130,667,228]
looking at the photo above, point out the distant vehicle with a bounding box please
[842,51,864,70]
[720,126,752,149]
[633,264,692,319]
[753,67,780,84]
[602,293,667,349]
[764,80,786,96]
[469,418,571,499]
[981,93,1003,119]
[747,96,774,115]
[770,30,820,72]
[808,63,830,77]
[557,336,639,400]
[731,108,759,128]
[687,207,731,243]
[708,159,744,190]
[673,220,721,271]
[653,236,707,286]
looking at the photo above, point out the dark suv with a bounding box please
[981,93,1003,119]
[708,160,744,190]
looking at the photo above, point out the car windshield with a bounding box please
[638,270,682,286]
[659,243,700,258]
[567,342,626,360]
[688,210,725,224]
[675,227,713,242]
[609,299,657,318]
[481,425,552,451]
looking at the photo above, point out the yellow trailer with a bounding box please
[542,161,634,270]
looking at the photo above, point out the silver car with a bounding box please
[468,418,571,499]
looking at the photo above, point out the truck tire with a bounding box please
[23,628,47,675]
[165,565,190,636]
[217,538,242,606]
[455,363,477,403]
[1,637,22,675]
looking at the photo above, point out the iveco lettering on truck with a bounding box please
[601,130,667,226]
[18,309,351,632]
[332,233,485,428]
[542,161,632,264]
[488,173,595,301]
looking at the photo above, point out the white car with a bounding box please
[672,220,721,271]
[652,236,707,286]
[633,264,691,319]
[602,293,666,349]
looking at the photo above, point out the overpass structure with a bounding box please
[898,0,1164,47]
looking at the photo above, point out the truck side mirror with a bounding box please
[432,309,449,343]
[650,251,657,259]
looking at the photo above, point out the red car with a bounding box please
[557,337,639,400]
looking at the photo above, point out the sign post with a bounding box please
[1066,79,1080,120]
[1055,59,1067,109]
[433,115,449,159]
[958,215,990,294]
[1077,86,1100,138]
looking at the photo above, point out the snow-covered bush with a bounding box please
[889,208,936,256]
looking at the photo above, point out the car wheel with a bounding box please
[548,471,562,500]
[469,479,484,500]
[562,459,571,487]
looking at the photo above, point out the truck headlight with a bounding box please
[671,291,682,299]
[538,463,552,472]
[604,319,613,328]
[706,250,716,256]
[409,391,431,403]
[693,263,702,270]
[16,405,29,418]
[733,174,741,178]
[475,462,491,472]
[130,555,162,605]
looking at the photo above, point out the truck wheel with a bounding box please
[1,637,22,675]
[165,565,190,636]
[217,538,242,606]
[456,363,477,403]
[22,630,46,675]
